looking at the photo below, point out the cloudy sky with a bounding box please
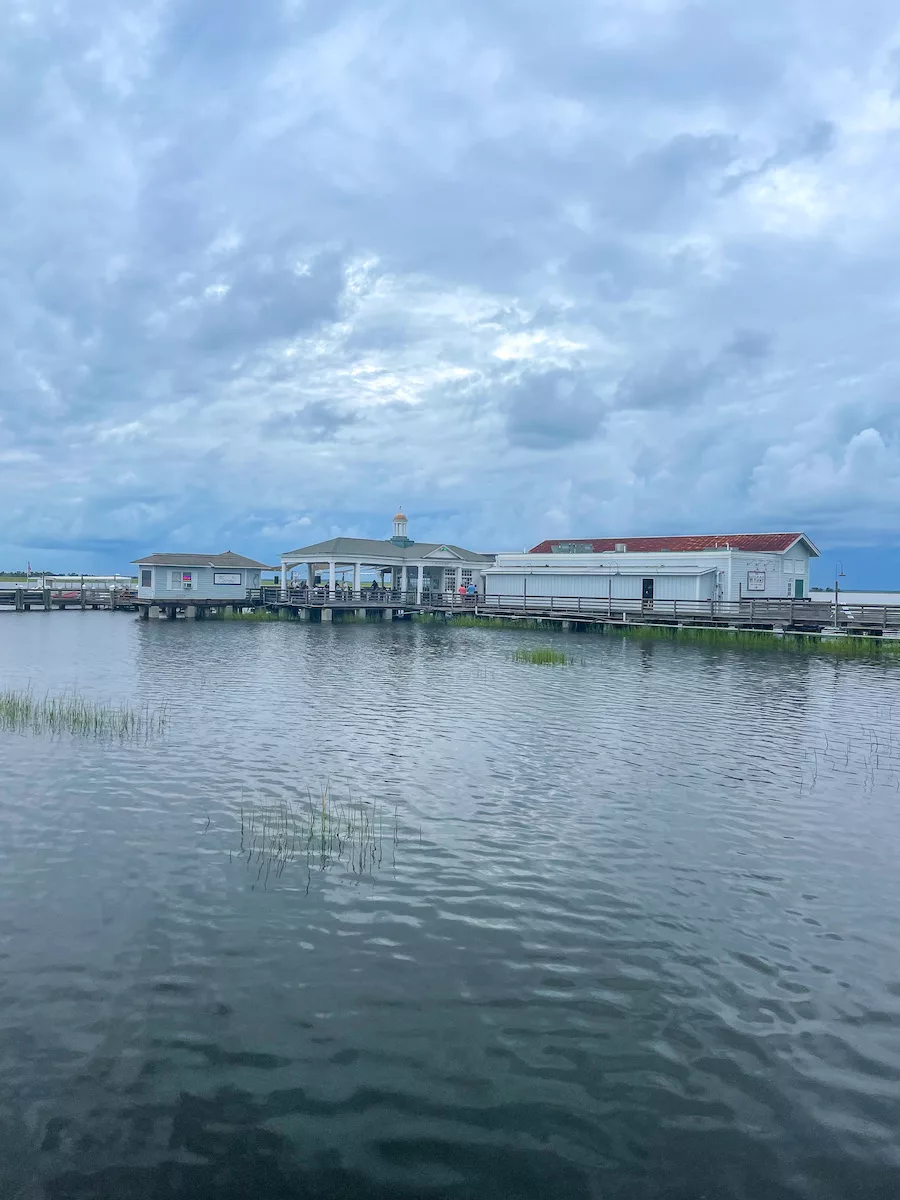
[3,0,900,583]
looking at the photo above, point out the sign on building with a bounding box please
[747,570,766,592]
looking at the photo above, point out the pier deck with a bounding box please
[477,595,900,635]
[0,587,135,611]
[11,582,900,637]
[256,586,478,616]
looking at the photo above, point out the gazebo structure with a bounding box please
[280,512,493,602]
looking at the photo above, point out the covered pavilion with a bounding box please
[280,512,493,602]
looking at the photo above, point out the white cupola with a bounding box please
[391,510,412,546]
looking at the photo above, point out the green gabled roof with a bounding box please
[132,551,275,569]
[281,536,492,563]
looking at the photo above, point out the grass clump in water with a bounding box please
[513,645,569,666]
[0,688,168,738]
[613,623,900,657]
[416,613,549,630]
[236,782,394,888]
[222,608,283,621]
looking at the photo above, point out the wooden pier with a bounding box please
[0,585,136,612]
[132,587,481,621]
[257,586,478,618]
[12,580,900,638]
[477,594,900,636]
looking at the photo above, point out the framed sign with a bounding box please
[214,571,243,585]
[747,570,766,592]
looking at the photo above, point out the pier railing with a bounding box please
[251,586,478,609]
[0,585,136,610]
[479,594,900,630]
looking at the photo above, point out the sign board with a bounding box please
[214,571,243,585]
[747,570,766,593]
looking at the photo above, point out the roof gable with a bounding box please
[132,551,274,569]
[282,536,492,562]
[528,533,819,557]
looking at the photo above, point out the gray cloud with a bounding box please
[1,0,900,572]
[726,330,773,362]
[264,400,359,441]
[506,369,604,448]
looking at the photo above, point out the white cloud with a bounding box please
[2,0,900,569]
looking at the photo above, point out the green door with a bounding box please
[794,578,804,598]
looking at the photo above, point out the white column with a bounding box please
[353,561,360,595]
[307,563,315,588]
[280,559,289,598]
[401,565,408,596]
[328,561,336,599]
[415,564,424,603]
[454,566,462,593]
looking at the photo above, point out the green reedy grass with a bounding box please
[611,622,900,657]
[513,645,570,665]
[236,782,391,887]
[222,608,283,621]
[415,613,549,630]
[0,688,168,737]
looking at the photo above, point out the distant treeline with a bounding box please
[0,570,57,578]
[0,570,131,578]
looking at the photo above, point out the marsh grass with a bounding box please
[416,613,549,630]
[419,610,900,658]
[235,782,393,889]
[0,688,168,738]
[222,608,283,621]
[513,646,570,666]
[612,623,900,657]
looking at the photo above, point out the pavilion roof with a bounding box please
[281,536,493,563]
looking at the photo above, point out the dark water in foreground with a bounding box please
[2,614,900,1199]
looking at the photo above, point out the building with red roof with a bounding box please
[485,533,819,605]
[528,533,817,556]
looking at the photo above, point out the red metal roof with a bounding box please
[528,533,818,555]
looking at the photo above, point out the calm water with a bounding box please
[2,614,900,1199]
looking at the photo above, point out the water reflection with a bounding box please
[0,614,899,1199]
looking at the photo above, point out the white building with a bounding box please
[134,552,272,602]
[484,533,819,606]
[280,512,494,600]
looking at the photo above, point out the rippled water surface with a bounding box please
[2,613,900,1199]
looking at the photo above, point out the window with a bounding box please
[169,570,193,590]
[443,567,456,589]
[461,569,473,586]
[141,569,152,588]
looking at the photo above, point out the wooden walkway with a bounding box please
[252,587,478,615]
[13,582,900,636]
[0,587,136,611]
[477,594,900,634]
